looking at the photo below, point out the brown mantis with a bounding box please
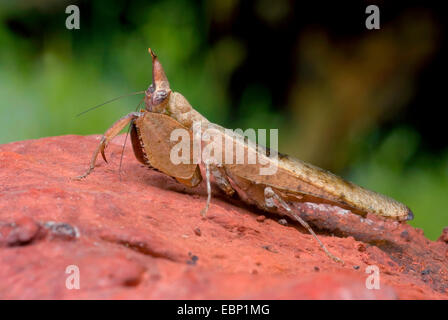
[76,48,413,263]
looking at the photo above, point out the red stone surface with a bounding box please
[0,135,447,299]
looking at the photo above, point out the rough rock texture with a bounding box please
[0,135,447,299]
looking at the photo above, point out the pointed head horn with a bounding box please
[145,48,171,112]
[148,48,170,90]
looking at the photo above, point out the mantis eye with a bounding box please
[146,84,155,95]
[151,89,169,105]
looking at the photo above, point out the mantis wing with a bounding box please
[199,122,411,221]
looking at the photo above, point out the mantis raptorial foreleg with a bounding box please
[75,112,143,180]
[264,187,343,264]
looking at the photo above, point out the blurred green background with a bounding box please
[1,0,447,239]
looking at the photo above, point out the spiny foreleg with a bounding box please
[75,112,143,180]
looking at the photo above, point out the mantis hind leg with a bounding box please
[264,187,344,264]
[75,112,142,180]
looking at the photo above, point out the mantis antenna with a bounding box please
[76,91,145,117]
